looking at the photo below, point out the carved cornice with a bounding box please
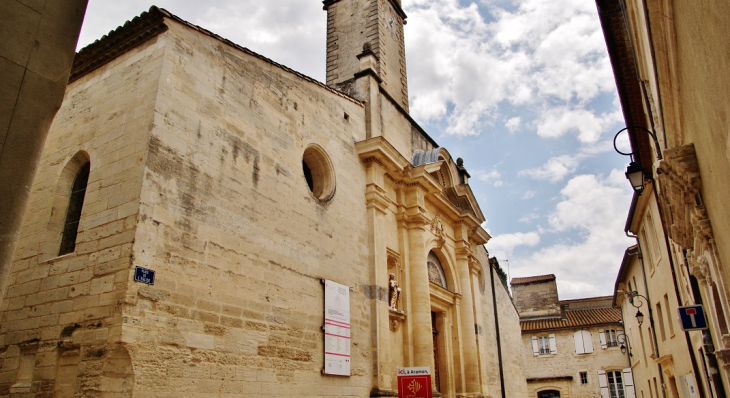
[365,188,390,213]
[655,354,675,377]
[689,253,712,284]
[714,349,730,369]
[397,212,429,229]
[656,144,712,250]
[356,137,411,173]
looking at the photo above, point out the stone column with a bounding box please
[455,241,481,396]
[404,187,435,389]
[0,0,88,300]
[363,158,394,395]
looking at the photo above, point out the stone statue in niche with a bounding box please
[389,273,401,311]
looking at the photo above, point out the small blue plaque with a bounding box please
[134,266,155,285]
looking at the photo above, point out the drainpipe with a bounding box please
[489,263,507,398]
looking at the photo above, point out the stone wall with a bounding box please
[493,266,528,398]
[522,325,629,398]
[512,279,560,318]
[477,249,527,398]
[0,31,163,395]
[123,21,373,397]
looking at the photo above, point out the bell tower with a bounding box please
[323,0,409,111]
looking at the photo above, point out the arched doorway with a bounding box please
[537,390,560,398]
[427,251,456,396]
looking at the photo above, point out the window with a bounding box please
[580,372,588,385]
[644,212,661,264]
[59,161,90,255]
[538,390,560,398]
[598,369,634,398]
[531,334,556,356]
[640,228,654,271]
[664,294,675,336]
[656,302,666,341]
[302,145,336,203]
[574,330,594,354]
[608,371,625,398]
[600,329,621,348]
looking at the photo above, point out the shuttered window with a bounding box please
[574,330,594,354]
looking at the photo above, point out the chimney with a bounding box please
[560,304,568,320]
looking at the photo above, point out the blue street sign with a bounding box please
[134,266,155,285]
[678,305,708,331]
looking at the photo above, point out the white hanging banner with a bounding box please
[323,279,351,376]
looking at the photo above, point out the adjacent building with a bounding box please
[513,275,632,398]
[598,0,730,396]
[0,2,528,397]
[613,245,713,398]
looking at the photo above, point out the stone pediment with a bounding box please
[412,148,485,222]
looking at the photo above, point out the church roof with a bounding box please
[412,148,441,167]
[520,306,622,332]
[510,274,556,285]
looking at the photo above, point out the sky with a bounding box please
[77,0,637,299]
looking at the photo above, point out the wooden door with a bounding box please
[432,311,441,392]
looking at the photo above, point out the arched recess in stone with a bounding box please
[99,345,135,397]
[41,151,90,261]
[427,250,458,293]
[54,348,80,398]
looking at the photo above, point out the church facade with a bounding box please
[0,2,527,397]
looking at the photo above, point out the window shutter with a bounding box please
[597,370,609,398]
[599,329,607,349]
[532,336,539,356]
[623,368,636,398]
[574,331,585,354]
[582,330,594,353]
[549,334,557,354]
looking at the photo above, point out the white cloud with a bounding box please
[473,169,504,188]
[404,0,619,137]
[522,190,536,199]
[518,154,581,182]
[495,170,634,298]
[486,231,541,260]
[77,0,326,80]
[518,213,540,223]
[505,117,521,132]
[535,106,623,143]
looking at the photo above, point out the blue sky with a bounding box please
[77,0,636,299]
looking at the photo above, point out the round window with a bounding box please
[302,145,336,203]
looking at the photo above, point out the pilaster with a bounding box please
[454,225,483,396]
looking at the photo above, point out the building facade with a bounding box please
[597,0,730,396]
[614,244,714,398]
[513,275,633,398]
[0,2,527,397]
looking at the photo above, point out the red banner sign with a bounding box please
[397,367,432,398]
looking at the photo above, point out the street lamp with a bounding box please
[616,332,632,357]
[612,126,663,195]
[635,310,644,326]
[624,290,649,326]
